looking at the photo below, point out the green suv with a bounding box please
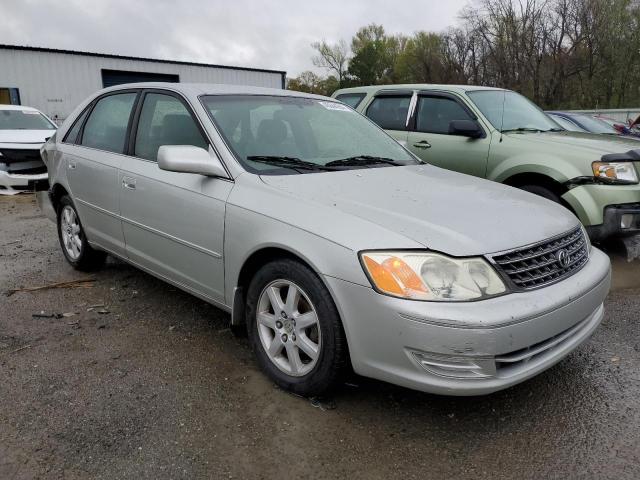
[333,85,640,242]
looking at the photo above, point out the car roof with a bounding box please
[333,84,506,96]
[0,104,41,112]
[98,82,333,101]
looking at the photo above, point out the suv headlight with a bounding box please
[360,251,507,301]
[592,161,639,184]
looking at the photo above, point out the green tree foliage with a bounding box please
[288,0,640,108]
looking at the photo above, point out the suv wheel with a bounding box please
[246,259,347,396]
[519,184,561,204]
[57,195,107,271]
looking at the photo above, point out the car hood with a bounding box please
[0,130,53,145]
[505,130,640,155]
[260,165,578,256]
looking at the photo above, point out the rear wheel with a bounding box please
[57,195,107,271]
[246,259,347,396]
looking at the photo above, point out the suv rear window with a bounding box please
[365,95,411,131]
[335,93,366,109]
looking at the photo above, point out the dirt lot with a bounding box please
[1,194,640,480]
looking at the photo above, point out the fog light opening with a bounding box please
[621,213,635,230]
[410,351,496,379]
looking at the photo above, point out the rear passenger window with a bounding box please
[335,93,366,109]
[365,96,411,130]
[416,96,474,134]
[80,93,137,153]
[134,93,208,161]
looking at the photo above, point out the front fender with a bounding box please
[223,203,370,308]
[488,153,583,185]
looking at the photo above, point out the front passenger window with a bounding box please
[416,96,475,134]
[134,93,208,161]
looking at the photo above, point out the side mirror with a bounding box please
[449,120,483,138]
[158,145,227,177]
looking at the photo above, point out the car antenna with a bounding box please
[499,89,506,143]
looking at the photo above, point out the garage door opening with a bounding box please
[101,69,180,88]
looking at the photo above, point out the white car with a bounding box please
[0,105,56,194]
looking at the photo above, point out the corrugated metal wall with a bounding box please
[0,48,284,124]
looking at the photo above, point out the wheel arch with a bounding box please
[49,183,70,213]
[231,245,326,327]
[502,172,569,197]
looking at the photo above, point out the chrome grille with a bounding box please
[491,227,588,290]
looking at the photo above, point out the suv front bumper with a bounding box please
[587,203,640,242]
[0,169,48,195]
[325,247,611,396]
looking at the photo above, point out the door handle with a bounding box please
[122,177,136,190]
[68,160,77,170]
[412,140,431,149]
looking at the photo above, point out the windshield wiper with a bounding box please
[500,127,546,133]
[246,155,331,172]
[325,155,400,167]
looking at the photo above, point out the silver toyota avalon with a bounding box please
[40,83,611,396]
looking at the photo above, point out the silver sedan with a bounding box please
[40,83,611,396]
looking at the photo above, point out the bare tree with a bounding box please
[312,40,350,86]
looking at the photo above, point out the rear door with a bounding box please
[363,91,412,145]
[118,90,232,303]
[406,92,490,178]
[63,90,140,256]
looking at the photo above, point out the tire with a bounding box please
[519,184,561,204]
[246,259,347,396]
[57,195,107,271]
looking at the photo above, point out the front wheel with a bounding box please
[57,195,107,271]
[519,184,561,204]
[246,259,347,396]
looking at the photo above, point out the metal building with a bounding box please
[0,44,286,124]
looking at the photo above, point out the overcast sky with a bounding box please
[3,0,470,76]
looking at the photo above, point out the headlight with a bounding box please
[592,161,639,184]
[360,251,507,301]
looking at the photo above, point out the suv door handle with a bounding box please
[122,177,136,190]
[412,140,431,149]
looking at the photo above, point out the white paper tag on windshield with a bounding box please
[21,110,40,114]
[318,101,352,112]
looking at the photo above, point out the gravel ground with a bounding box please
[1,194,639,480]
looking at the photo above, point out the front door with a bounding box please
[406,93,490,178]
[118,91,231,303]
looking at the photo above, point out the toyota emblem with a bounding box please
[556,249,570,268]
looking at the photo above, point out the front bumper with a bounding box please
[325,247,611,396]
[586,203,640,242]
[562,183,640,240]
[0,169,48,195]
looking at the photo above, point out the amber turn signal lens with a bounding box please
[362,256,404,295]
[382,257,428,292]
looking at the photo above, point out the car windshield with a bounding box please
[201,95,419,174]
[467,90,559,133]
[0,109,56,130]
[572,114,619,134]
[548,114,585,132]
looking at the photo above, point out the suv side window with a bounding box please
[415,96,475,134]
[134,93,208,161]
[80,93,137,153]
[365,95,411,130]
[335,93,366,109]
